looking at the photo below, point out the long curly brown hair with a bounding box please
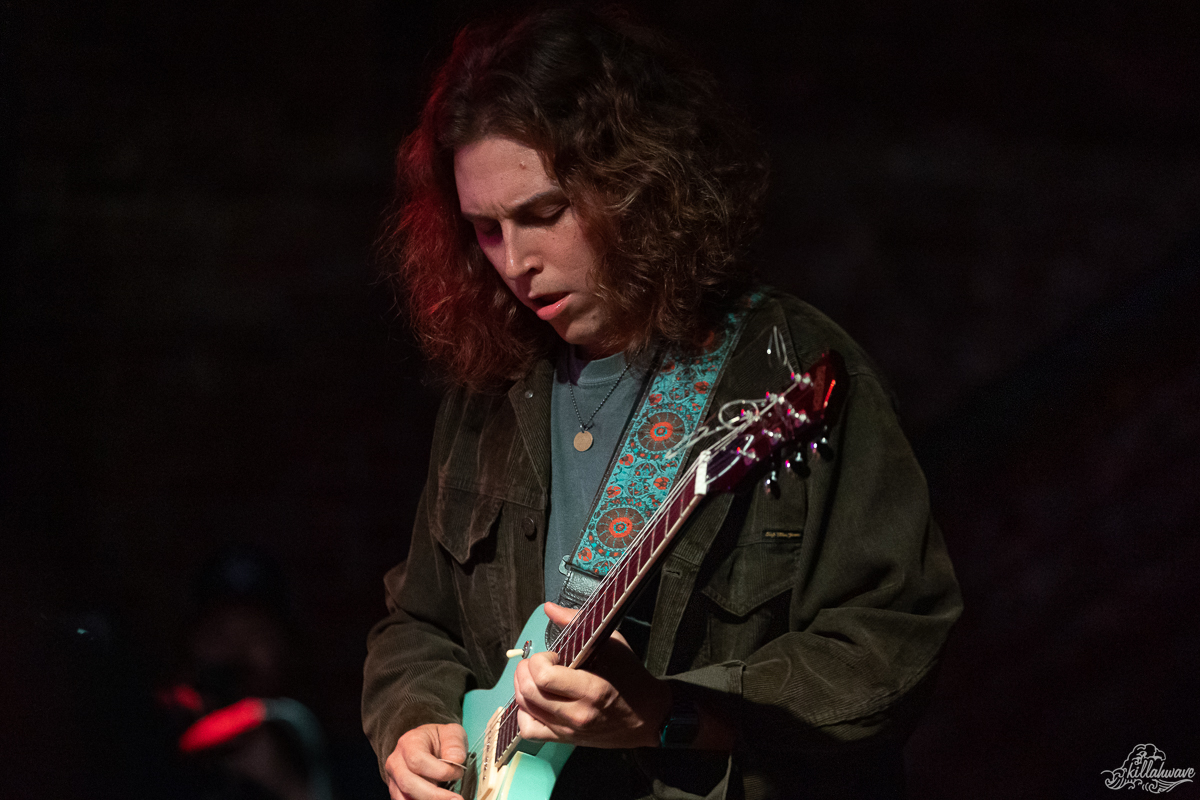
[385,5,770,391]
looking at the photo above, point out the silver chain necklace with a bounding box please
[568,360,633,452]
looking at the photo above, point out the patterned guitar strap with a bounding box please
[553,299,757,632]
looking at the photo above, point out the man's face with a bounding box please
[455,136,618,359]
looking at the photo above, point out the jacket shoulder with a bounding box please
[735,289,896,404]
[753,291,884,377]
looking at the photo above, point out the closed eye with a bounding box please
[523,204,567,226]
[473,220,501,243]
[463,191,568,244]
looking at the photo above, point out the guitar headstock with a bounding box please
[695,351,847,496]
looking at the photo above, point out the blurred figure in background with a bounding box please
[163,544,336,800]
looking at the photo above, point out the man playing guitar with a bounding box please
[362,8,961,799]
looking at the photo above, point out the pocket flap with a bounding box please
[430,485,504,564]
[699,534,802,616]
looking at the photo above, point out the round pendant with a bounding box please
[573,430,594,452]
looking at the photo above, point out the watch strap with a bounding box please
[659,695,701,749]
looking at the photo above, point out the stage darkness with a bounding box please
[4,2,1198,798]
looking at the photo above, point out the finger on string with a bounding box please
[516,707,572,743]
[531,657,606,700]
[516,671,573,723]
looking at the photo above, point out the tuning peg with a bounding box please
[784,451,810,478]
[810,436,833,461]
[763,469,780,498]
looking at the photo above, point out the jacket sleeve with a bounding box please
[360,402,476,774]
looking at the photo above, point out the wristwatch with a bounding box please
[659,695,700,749]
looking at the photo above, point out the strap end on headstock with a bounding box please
[694,449,712,496]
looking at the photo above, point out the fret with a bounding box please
[573,620,588,651]
[498,704,518,754]
[501,710,515,742]
[564,628,581,660]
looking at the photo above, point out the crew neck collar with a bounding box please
[558,345,631,386]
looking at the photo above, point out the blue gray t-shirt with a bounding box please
[544,347,647,602]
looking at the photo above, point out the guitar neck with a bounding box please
[492,456,709,759]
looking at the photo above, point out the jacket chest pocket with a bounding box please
[429,484,511,685]
[430,482,547,687]
[431,484,504,564]
[696,482,807,664]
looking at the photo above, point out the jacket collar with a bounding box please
[507,356,554,493]
[503,296,794,502]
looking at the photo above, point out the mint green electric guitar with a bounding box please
[452,353,845,800]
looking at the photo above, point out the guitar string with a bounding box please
[493,392,794,746]
[462,408,761,783]
[487,405,784,763]
[533,377,830,727]
[546,361,818,661]
[487,364,834,783]
[483,464,705,771]
[501,382,807,728]
[472,373,820,777]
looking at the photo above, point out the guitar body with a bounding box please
[460,605,574,800]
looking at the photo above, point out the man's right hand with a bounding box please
[384,723,468,800]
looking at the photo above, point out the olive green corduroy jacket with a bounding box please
[362,291,962,799]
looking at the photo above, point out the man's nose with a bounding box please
[501,224,539,279]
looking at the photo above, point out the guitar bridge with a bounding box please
[456,751,479,800]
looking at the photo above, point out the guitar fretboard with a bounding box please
[493,459,704,757]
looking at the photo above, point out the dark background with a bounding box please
[4,1,1198,797]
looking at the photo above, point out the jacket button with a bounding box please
[522,516,537,540]
[524,390,534,399]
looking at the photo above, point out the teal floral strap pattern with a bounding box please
[568,299,756,577]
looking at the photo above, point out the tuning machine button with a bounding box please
[784,450,810,478]
[763,469,780,498]
[809,435,833,461]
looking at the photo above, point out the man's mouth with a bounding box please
[531,292,570,321]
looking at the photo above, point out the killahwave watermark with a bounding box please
[1103,744,1194,793]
